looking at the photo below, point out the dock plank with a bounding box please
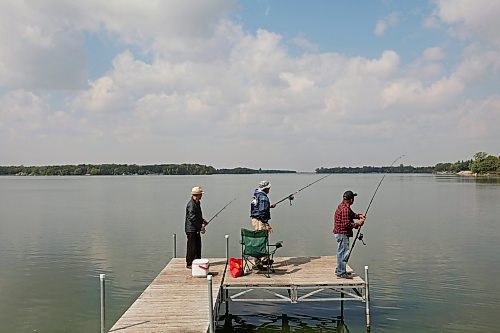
[109,258,226,333]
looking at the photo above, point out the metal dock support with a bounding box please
[172,233,177,258]
[100,273,106,333]
[207,275,214,333]
[365,265,371,330]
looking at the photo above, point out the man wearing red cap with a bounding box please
[333,190,365,279]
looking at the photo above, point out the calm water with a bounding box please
[0,174,499,332]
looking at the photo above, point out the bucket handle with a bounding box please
[197,265,209,270]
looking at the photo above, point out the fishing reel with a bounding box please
[288,195,294,205]
[358,233,366,245]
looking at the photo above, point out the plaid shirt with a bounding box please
[333,201,360,237]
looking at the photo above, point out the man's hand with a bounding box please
[359,214,366,219]
[202,219,208,226]
[266,225,273,233]
[270,203,276,208]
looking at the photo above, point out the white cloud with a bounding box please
[374,12,399,36]
[457,95,500,139]
[291,34,319,52]
[374,20,388,36]
[0,90,72,137]
[423,16,440,29]
[423,47,445,61]
[0,0,235,90]
[435,0,500,46]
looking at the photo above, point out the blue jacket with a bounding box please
[250,189,271,223]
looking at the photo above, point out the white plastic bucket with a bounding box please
[192,259,210,277]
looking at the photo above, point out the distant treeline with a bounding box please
[2,152,497,176]
[317,152,499,175]
[316,165,433,174]
[0,164,296,176]
[216,167,295,174]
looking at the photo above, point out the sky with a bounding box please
[0,0,498,171]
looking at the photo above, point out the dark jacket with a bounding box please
[250,189,271,223]
[185,198,204,233]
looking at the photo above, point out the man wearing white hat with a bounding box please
[250,180,276,268]
[185,186,208,269]
[250,180,276,232]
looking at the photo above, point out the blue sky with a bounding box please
[0,0,498,170]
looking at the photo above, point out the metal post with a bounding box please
[340,291,344,321]
[173,233,177,258]
[207,275,214,333]
[365,265,371,330]
[225,234,229,263]
[225,288,229,316]
[282,313,290,331]
[100,274,106,333]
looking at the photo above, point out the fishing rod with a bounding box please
[274,174,332,206]
[344,155,405,263]
[201,197,238,234]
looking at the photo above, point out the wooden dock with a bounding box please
[109,258,227,332]
[109,256,369,332]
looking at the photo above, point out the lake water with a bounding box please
[0,174,499,332]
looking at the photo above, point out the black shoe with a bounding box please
[338,273,353,279]
[262,258,274,265]
[186,265,192,269]
[255,264,265,271]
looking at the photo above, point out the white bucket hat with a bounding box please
[258,180,271,190]
[191,186,204,195]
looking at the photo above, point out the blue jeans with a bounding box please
[335,234,350,276]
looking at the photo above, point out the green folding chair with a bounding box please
[240,228,283,277]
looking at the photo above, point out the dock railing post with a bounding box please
[100,273,106,333]
[225,234,229,263]
[173,233,177,258]
[207,275,214,333]
[365,265,371,330]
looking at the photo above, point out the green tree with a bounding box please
[471,152,499,174]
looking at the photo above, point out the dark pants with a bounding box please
[186,232,202,267]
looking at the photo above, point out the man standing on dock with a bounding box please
[250,180,276,232]
[185,186,208,269]
[333,190,365,279]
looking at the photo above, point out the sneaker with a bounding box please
[335,269,352,275]
[339,273,353,279]
[186,265,192,269]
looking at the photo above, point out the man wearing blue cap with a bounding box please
[333,190,365,279]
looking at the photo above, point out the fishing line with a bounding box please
[202,197,238,234]
[344,155,405,263]
[274,174,331,206]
